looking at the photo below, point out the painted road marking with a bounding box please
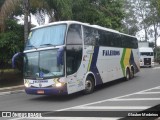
[136,91,160,94]
[111,98,160,101]
[72,106,151,110]
[9,86,160,120]
[152,66,160,69]
[57,86,160,111]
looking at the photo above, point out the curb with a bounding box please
[0,90,25,96]
[0,85,24,91]
[0,85,25,95]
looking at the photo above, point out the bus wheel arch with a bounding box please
[83,73,95,94]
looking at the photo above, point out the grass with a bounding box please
[0,69,23,88]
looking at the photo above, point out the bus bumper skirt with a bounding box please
[25,86,68,95]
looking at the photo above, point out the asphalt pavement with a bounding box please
[0,65,160,120]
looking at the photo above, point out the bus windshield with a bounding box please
[140,52,153,56]
[24,49,64,79]
[25,24,66,50]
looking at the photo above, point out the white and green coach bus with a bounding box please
[24,21,140,95]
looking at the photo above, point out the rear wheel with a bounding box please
[130,67,134,79]
[83,76,94,94]
[125,68,130,81]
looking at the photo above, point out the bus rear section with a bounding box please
[139,47,154,67]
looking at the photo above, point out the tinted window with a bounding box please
[66,45,82,75]
[121,36,138,49]
[83,26,97,45]
[141,52,153,56]
[99,30,112,46]
[84,25,138,49]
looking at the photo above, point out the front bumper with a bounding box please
[25,85,67,95]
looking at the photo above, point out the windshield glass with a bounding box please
[140,52,153,56]
[25,24,66,50]
[24,49,64,79]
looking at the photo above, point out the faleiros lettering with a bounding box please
[103,50,120,56]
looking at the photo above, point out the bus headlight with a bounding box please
[52,82,64,88]
[24,82,30,88]
[24,80,30,88]
[56,83,62,87]
[53,78,65,88]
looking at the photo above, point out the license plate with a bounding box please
[37,90,44,94]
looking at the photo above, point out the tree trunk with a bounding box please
[23,0,30,43]
[153,23,158,61]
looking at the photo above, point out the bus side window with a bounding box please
[83,26,97,45]
[67,24,82,45]
[98,30,112,47]
[66,24,83,75]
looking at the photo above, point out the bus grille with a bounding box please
[144,58,151,65]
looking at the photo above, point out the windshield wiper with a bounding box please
[40,44,55,47]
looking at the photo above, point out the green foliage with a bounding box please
[0,0,5,8]
[156,47,160,61]
[0,19,24,69]
[121,0,139,35]
[45,0,72,21]
[30,0,124,30]
[71,0,124,30]
[157,0,160,15]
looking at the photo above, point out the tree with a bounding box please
[122,0,139,35]
[0,19,24,69]
[23,0,29,42]
[158,0,160,15]
[0,0,21,32]
[31,0,125,30]
[156,47,160,62]
[144,0,160,61]
[71,0,124,30]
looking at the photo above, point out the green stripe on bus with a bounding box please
[120,48,126,76]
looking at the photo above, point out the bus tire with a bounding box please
[83,76,94,94]
[130,67,134,79]
[125,68,130,81]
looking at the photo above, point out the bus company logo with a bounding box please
[39,71,44,78]
[103,50,120,56]
[39,83,42,87]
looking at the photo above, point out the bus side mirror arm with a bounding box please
[12,52,24,70]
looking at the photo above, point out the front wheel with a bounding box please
[83,76,94,94]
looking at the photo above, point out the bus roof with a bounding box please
[139,47,153,52]
[31,21,136,38]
